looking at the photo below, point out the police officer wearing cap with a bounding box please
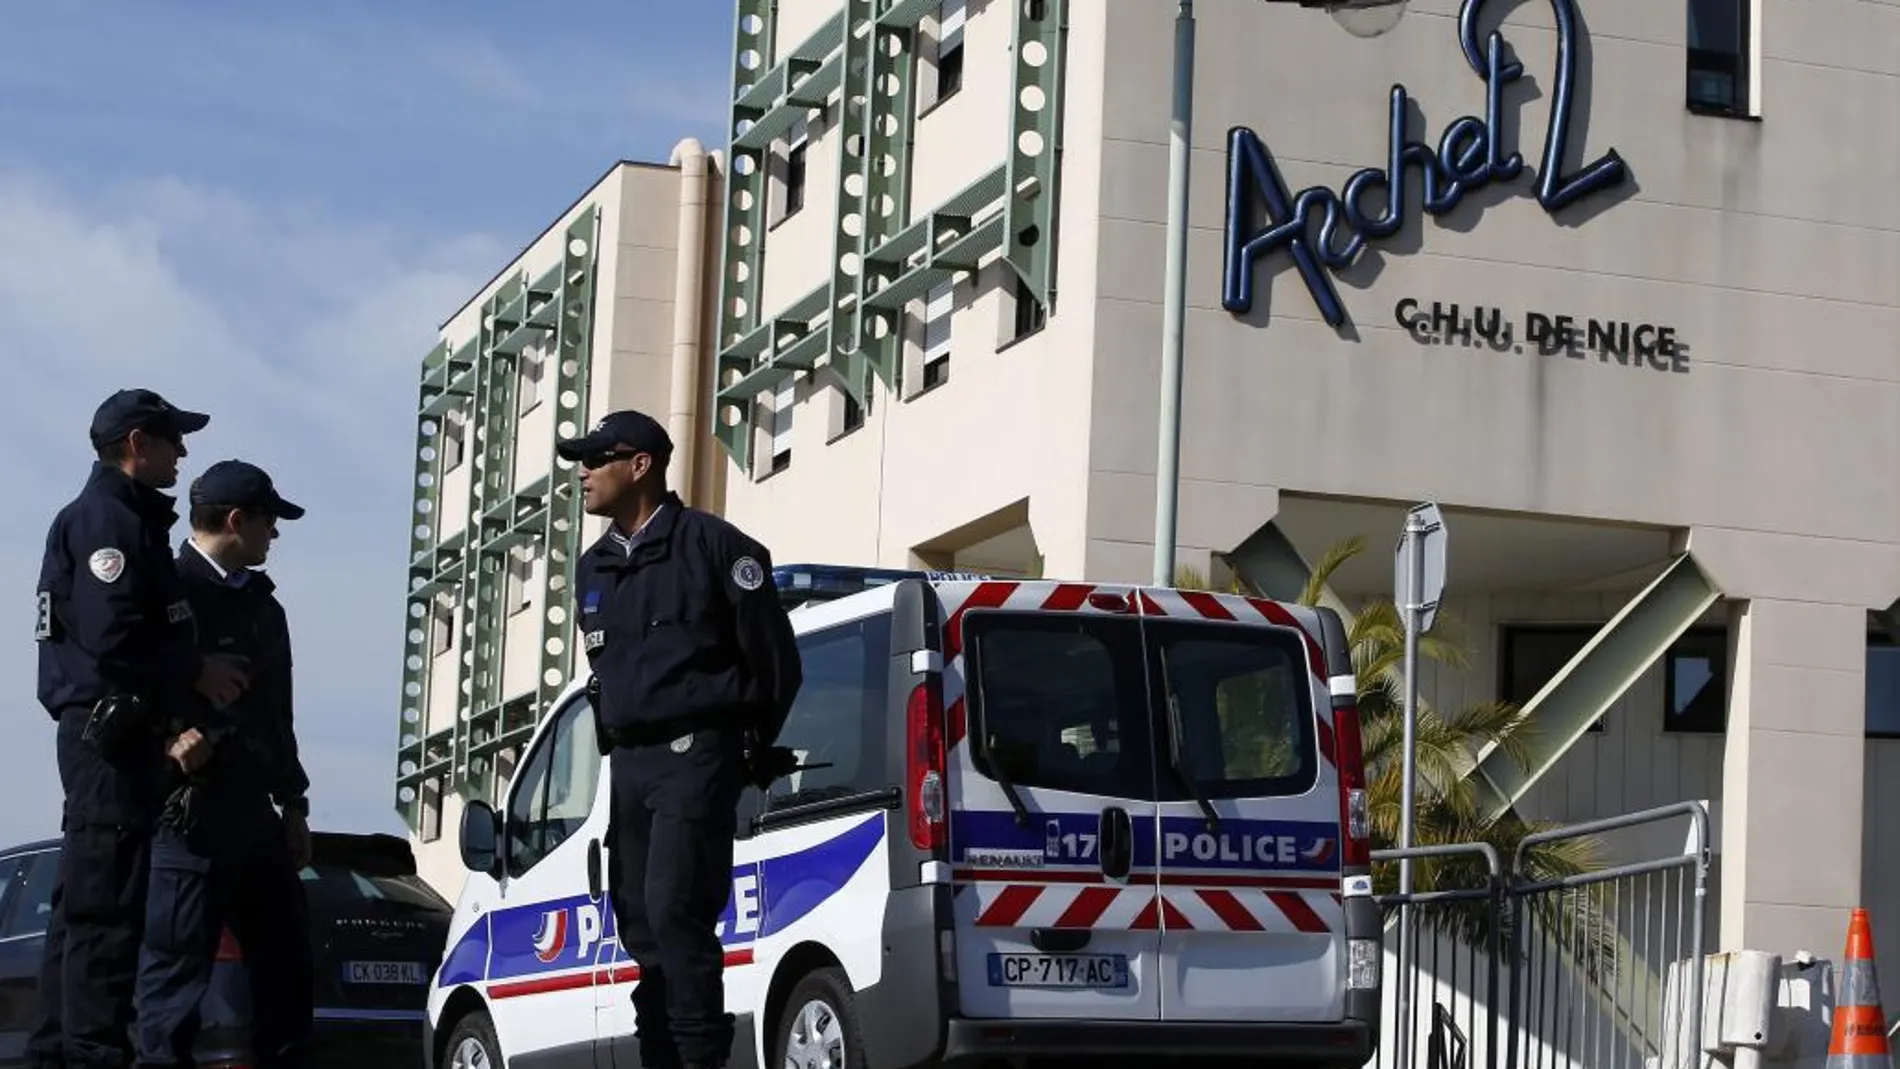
[562,410,802,1069]
[133,459,314,1069]
[31,389,249,1069]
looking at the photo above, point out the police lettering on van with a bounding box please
[426,565,1382,1069]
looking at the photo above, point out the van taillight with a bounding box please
[907,681,948,855]
[1333,703,1370,869]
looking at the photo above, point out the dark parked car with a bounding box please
[0,830,451,1069]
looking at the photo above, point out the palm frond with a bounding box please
[1299,535,1367,607]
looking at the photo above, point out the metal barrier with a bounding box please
[1370,802,1713,1069]
[1372,842,1506,1069]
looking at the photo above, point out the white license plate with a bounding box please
[986,953,1129,989]
[344,960,426,985]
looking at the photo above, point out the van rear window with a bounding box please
[966,614,1160,801]
[964,614,1317,802]
[1149,622,1318,800]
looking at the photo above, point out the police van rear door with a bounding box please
[940,580,1163,1023]
[1138,588,1350,1023]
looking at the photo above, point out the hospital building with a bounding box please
[392,0,1900,1010]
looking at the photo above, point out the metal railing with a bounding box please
[1369,802,1713,1069]
[1374,842,1506,1069]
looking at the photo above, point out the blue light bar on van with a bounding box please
[771,563,995,608]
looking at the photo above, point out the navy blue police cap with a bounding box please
[89,388,210,448]
[555,409,673,463]
[189,460,305,521]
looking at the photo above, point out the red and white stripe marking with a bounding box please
[966,883,1342,934]
[933,580,1337,764]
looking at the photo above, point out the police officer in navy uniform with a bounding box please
[560,410,802,1069]
[31,389,249,1069]
[133,459,314,1069]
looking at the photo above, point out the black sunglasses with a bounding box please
[581,449,642,471]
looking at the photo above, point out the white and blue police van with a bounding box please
[424,564,1382,1069]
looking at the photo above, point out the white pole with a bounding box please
[1396,508,1425,1069]
[1152,0,1194,588]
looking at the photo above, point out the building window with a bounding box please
[516,344,546,416]
[505,548,535,616]
[431,590,457,656]
[769,378,795,474]
[840,390,864,434]
[1869,633,1900,739]
[774,120,810,226]
[1663,628,1727,734]
[785,139,808,217]
[1499,625,1607,733]
[922,278,953,390]
[443,407,467,472]
[1686,0,1749,115]
[936,0,965,101]
[1012,273,1047,340]
[1499,623,1733,735]
[420,776,444,843]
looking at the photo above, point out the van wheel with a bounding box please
[773,967,864,1069]
[442,1009,502,1069]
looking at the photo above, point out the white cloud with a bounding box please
[0,167,509,845]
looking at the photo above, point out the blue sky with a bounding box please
[0,2,731,844]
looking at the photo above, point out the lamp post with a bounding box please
[1149,0,1410,589]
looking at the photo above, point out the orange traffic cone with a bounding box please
[1830,908,1894,1067]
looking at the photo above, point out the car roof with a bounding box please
[1,837,60,859]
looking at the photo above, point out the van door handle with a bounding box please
[587,839,603,899]
[1099,806,1132,880]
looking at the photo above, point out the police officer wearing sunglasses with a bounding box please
[560,410,802,1069]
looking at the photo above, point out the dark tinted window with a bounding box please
[966,614,1157,800]
[0,857,19,920]
[1151,624,1317,800]
[0,851,59,940]
[1665,628,1727,733]
[1501,625,1606,733]
[765,613,893,811]
[1869,636,1900,738]
[1686,0,1747,112]
[298,864,447,914]
[506,695,602,876]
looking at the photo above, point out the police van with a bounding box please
[425,565,1381,1069]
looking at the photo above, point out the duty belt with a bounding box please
[601,710,735,749]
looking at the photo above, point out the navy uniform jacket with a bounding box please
[36,463,203,725]
[175,542,310,813]
[576,491,802,752]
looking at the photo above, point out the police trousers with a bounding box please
[29,709,167,1069]
[606,724,747,1069]
[134,790,313,1069]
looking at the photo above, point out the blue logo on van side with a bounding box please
[437,813,887,989]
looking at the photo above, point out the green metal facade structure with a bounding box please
[393,207,603,829]
[711,0,1070,469]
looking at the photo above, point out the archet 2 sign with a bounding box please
[1221,0,1630,329]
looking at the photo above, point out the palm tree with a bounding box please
[1175,539,1608,955]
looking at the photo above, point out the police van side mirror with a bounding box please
[460,800,502,877]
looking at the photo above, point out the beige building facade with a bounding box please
[704,0,1900,984]
[395,149,729,895]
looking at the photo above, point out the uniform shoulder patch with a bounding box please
[731,556,764,592]
[88,548,126,584]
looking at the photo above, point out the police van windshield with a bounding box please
[966,614,1317,802]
